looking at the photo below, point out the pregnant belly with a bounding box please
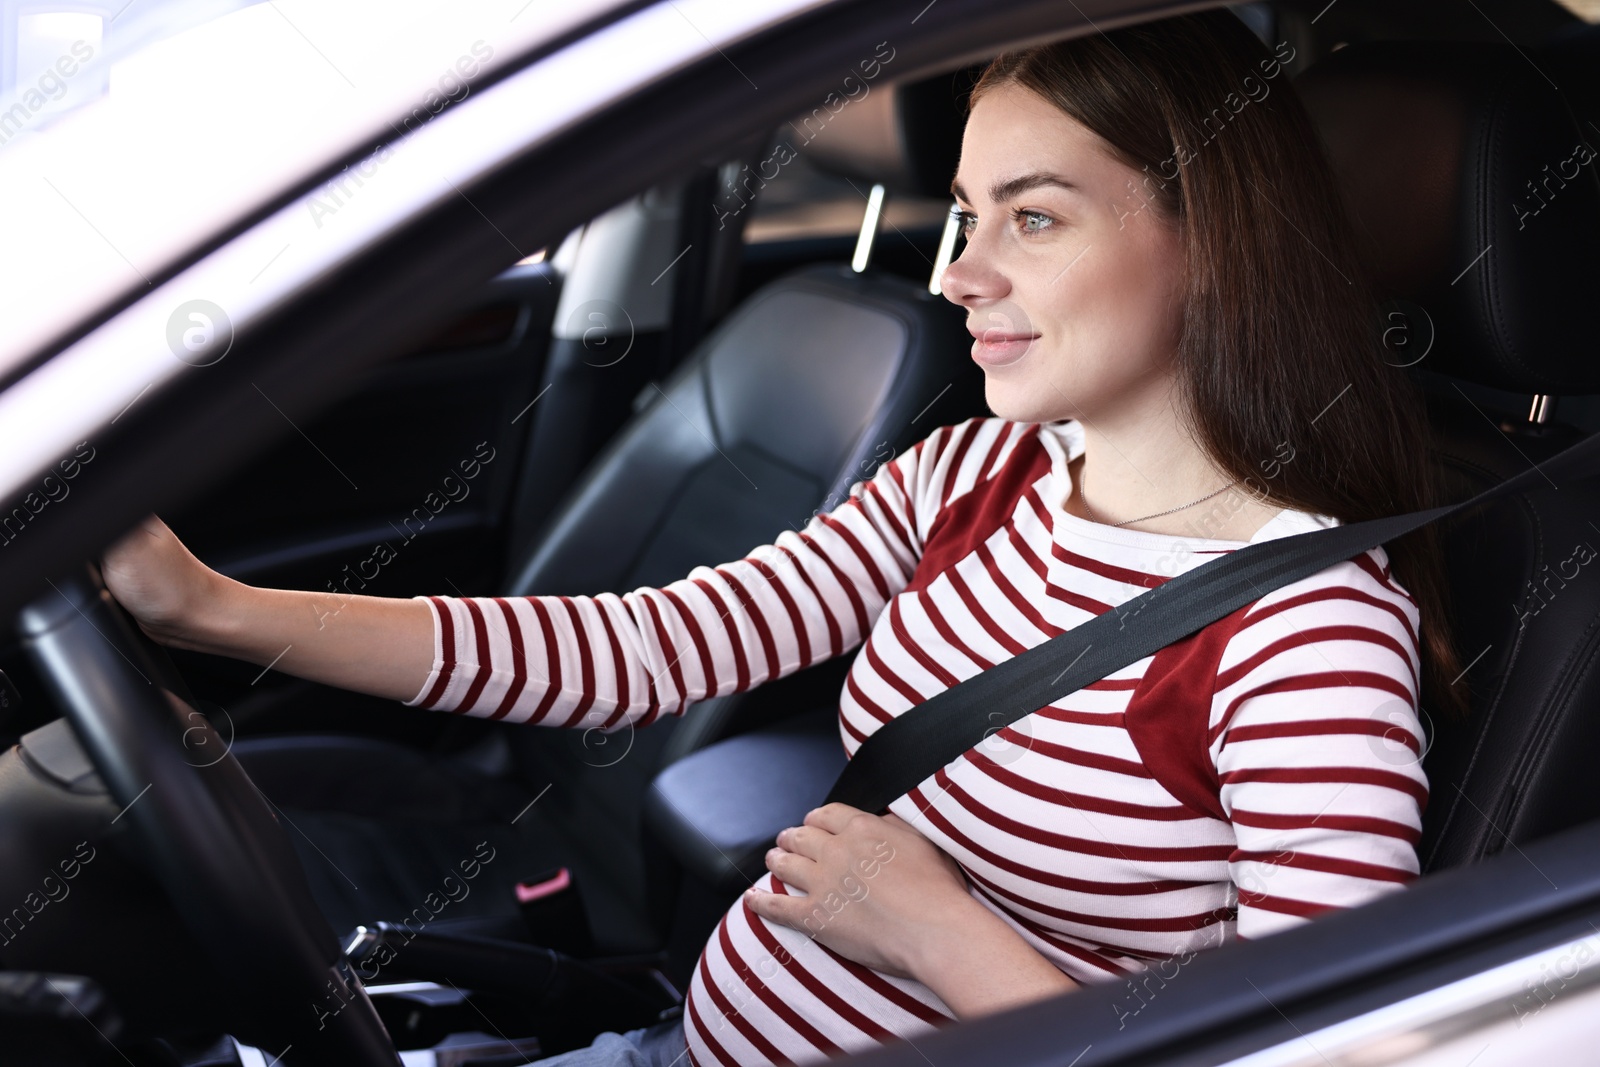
[681,870,956,1067]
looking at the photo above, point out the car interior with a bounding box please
[3,0,1600,1063]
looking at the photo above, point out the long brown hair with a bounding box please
[966,10,1466,720]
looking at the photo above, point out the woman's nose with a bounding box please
[938,238,1009,308]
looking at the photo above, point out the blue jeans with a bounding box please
[533,1018,688,1066]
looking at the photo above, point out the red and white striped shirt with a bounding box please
[404,416,1428,1067]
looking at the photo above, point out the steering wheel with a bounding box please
[18,561,402,1067]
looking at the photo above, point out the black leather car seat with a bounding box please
[232,73,986,951]
[1295,40,1600,871]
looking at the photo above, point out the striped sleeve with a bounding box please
[1209,549,1429,941]
[399,417,1008,730]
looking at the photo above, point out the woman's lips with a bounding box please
[970,327,1041,367]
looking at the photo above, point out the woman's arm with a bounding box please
[900,890,1080,1019]
[100,418,1014,725]
[393,419,1020,729]
[100,515,435,702]
[1211,552,1429,938]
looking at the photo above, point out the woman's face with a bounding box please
[940,81,1188,426]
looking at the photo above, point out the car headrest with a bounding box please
[798,66,980,200]
[1295,41,1600,395]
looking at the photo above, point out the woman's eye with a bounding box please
[951,208,1054,237]
[1013,208,1054,233]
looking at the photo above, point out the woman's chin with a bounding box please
[983,382,1075,425]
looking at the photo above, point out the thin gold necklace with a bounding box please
[1078,461,1239,528]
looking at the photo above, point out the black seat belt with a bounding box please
[825,426,1600,815]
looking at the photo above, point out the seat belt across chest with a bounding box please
[824,427,1600,814]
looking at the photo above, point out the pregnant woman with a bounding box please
[102,10,1458,1067]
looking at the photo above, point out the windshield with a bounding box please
[0,0,627,375]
